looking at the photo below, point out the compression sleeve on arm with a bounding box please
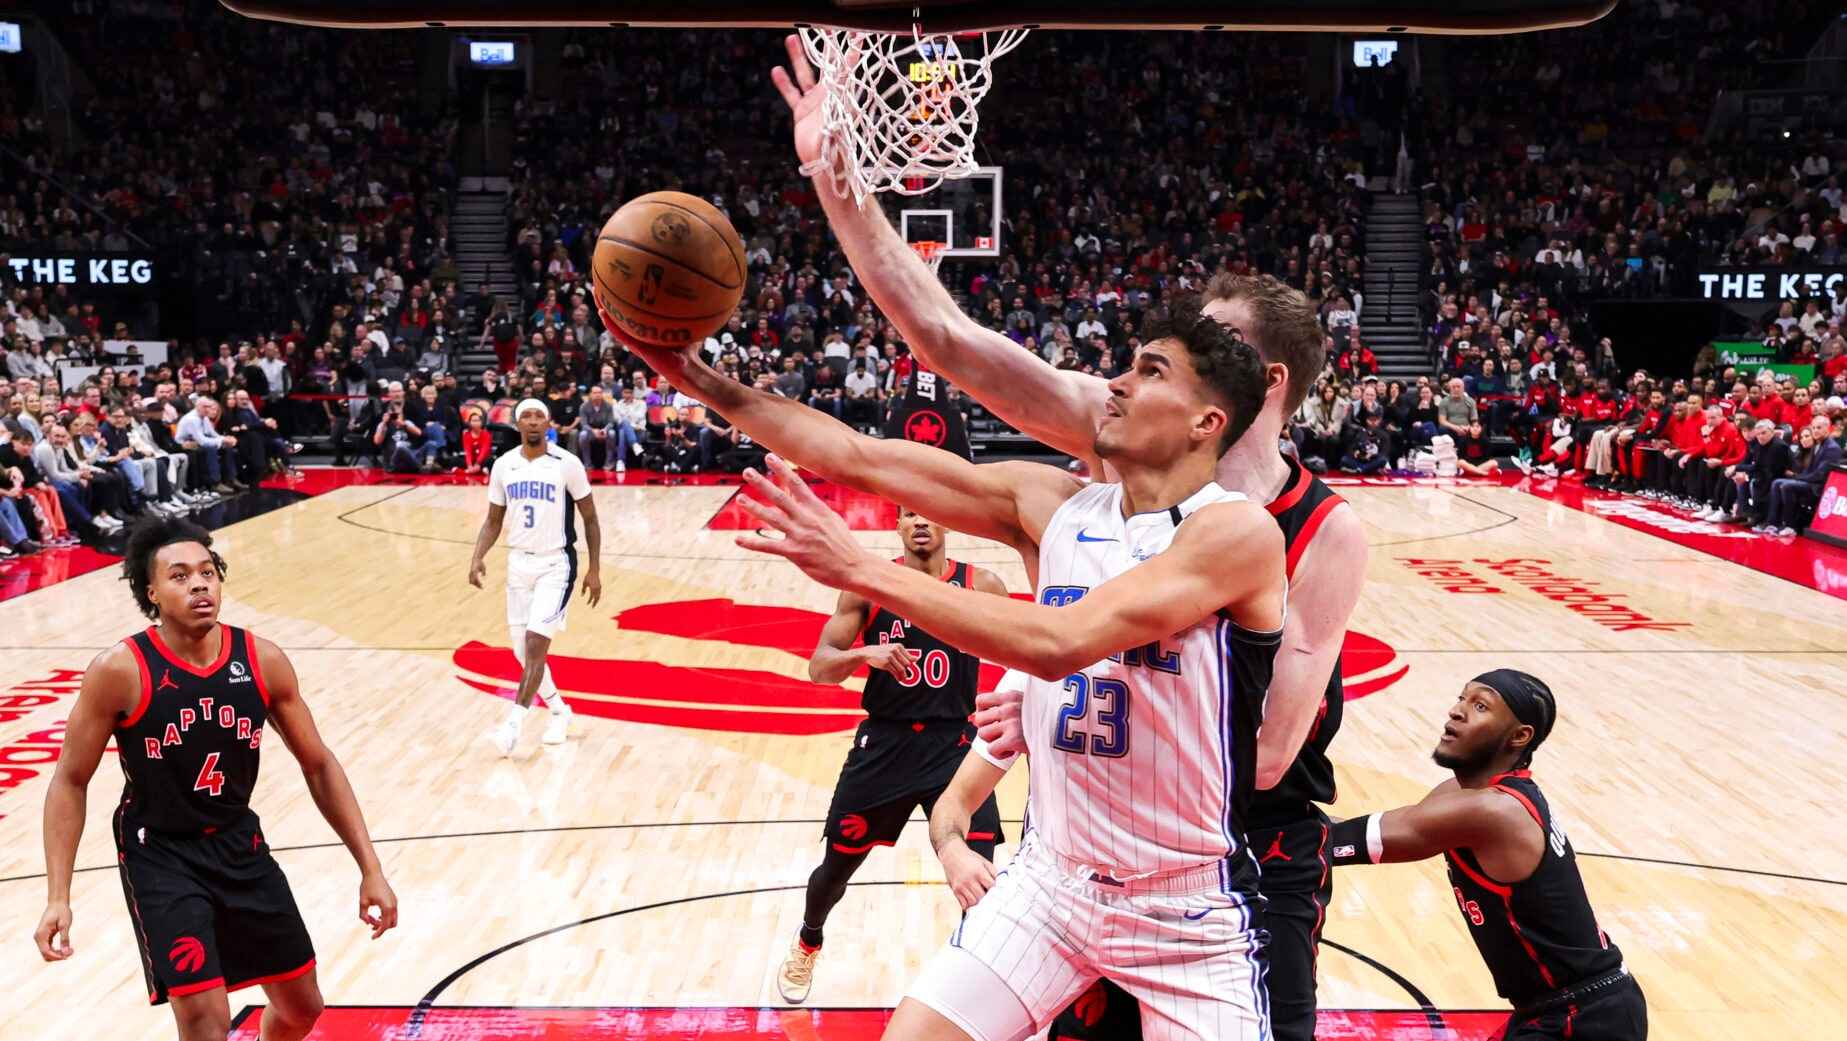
[1327,814,1384,866]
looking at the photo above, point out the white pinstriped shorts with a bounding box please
[909,833,1271,1041]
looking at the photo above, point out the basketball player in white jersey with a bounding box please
[468,398,602,755]
[772,36,1367,1040]
[597,298,1285,1041]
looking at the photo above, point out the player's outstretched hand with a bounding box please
[972,687,1026,758]
[582,569,603,608]
[734,454,871,589]
[940,844,998,911]
[590,290,692,381]
[468,557,487,589]
[863,642,918,680]
[359,871,398,940]
[769,34,825,171]
[33,902,73,961]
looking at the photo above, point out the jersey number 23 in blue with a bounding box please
[1052,673,1130,757]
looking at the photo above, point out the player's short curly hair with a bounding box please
[122,516,227,621]
[1140,295,1268,454]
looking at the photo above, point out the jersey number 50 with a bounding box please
[1051,673,1130,758]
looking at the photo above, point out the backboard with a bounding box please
[885,166,1003,262]
[222,0,1616,34]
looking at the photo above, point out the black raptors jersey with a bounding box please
[116,625,269,834]
[1444,771,1625,1005]
[1249,454,1345,828]
[860,560,980,722]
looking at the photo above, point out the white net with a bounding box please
[798,26,1027,205]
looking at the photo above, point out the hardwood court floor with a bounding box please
[0,474,1842,1040]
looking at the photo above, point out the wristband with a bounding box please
[1327,814,1384,866]
[971,734,1018,771]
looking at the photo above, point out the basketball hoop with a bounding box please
[909,240,948,276]
[798,25,1026,205]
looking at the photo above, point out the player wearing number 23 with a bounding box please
[600,291,1288,1041]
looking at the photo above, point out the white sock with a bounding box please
[538,668,565,714]
[511,629,564,714]
[504,705,526,728]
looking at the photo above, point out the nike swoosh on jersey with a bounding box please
[1075,529,1118,543]
[1183,908,1212,920]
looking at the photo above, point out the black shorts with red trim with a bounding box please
[113,806,315,1005]
[823,718,1003,858]
[1501,973,1647,1041]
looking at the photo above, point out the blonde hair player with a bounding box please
[598,294,1287,1041]
[468,398,602,755]
[771,33,1367,1041]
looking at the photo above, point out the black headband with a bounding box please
[1473,669,1556,752]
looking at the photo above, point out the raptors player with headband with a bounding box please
[1324,670,1646,1040]
[598,295,1286,1041]
[469,397,603,756]
[771,33,1366,1041]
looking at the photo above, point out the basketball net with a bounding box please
[910,240,947,277]
[798,25,1027,205]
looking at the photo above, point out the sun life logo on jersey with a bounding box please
[227,661,250,685]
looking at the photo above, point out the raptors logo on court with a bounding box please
[452,598,1409,735]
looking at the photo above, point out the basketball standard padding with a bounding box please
[592,191,746,347]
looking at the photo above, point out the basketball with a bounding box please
[591,191,746,347]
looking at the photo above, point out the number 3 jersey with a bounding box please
[1021,481,1282,893]
[115,626,270,834]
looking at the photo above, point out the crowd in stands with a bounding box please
[5,1,1847,560]
[497,28,1379,466]
[1278,0,1847,537]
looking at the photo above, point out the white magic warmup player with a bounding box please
[468,398,603,755]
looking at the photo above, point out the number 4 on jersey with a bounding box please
[193,752,226,796]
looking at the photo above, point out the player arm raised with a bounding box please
[1255,505,1367,789]
[619,334,1078,555]
[33,644,141,961]
[256,637,399,940]
[808,590,916,685]
[740,457,1285,680]
[771,36,1111,469]
[1326,781,1537,867]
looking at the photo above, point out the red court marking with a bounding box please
[616,598,839,659]
[708,480,899,531]
[0,544,120,603]
[1505,473,1847,601]
[229,1005,1512,1040]
[452,639,867,736]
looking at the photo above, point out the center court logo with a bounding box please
[452,599,1410,734]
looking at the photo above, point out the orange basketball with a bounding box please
[591,191,746,347]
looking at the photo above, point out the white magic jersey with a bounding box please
[488,445,591,555]
[1022,480,1283,894]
